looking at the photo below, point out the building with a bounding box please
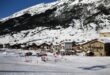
[39,43,53,52]
[22,43,52,51]
[80,38,110,56]
[53,44,62,51]
[22,43,38,50]
[63,41,77,55]
[64,41,76,50]
[100,31,110,37]
[64,42,72,50]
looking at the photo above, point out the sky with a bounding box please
[0,0,55,19]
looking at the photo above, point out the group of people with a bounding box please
[41,52,61,62]
[24,51,61,63]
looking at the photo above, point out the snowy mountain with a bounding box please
[0,0,110,47]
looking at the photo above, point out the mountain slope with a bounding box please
[0,0,110,47]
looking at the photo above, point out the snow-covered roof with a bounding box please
[80,37,110,45]
[53,43,60,46]
[100,30,110,33]
[98,38,110,43]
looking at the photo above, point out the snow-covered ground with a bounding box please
[0,50,110,75]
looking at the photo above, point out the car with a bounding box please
[36,53,47,57]
[19,52,25,57]
[25,52,32,56]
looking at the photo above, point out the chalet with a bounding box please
[22,43,53,51]
[80,38,110,56]
[23,43,39,50]
[4,43,11,48]
[73,44,82,53]
[53,41,65,50]
[39,43,53,52]
[53,44,62,51]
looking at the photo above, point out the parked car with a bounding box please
[19,52,33,57]
[36,53,47,57]
[19,52,25,57]
[62,50,76,55]
[25,52,32,56]
[86,51,94,56]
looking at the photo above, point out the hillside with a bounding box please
[0,0,110,47]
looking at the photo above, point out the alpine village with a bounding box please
[0,31,110,56]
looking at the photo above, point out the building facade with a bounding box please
[100,32,110,37]
[64,42,74,51]
[80,39,110,56]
